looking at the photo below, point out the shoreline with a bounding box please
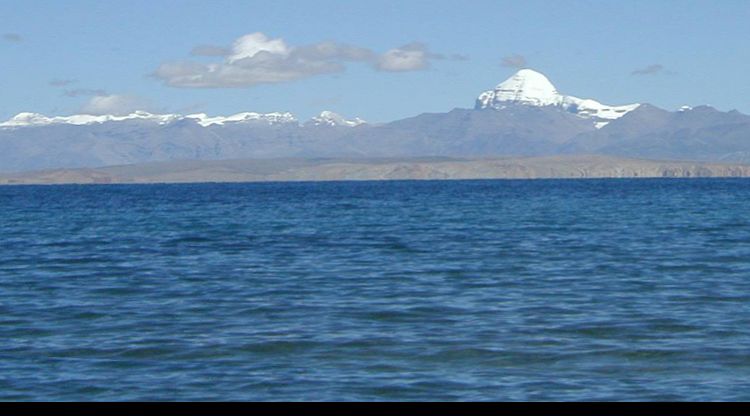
[3,155,750,185]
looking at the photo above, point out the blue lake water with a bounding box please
[2,179,750,401]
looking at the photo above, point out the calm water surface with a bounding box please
[2,179,750,401]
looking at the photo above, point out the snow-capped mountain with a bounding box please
[309,111,366,127]
[476,69,640,128]
[0,110,299,129]
[1,68,749,173]
[0,110,372,129]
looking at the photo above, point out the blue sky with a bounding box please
[2,0,749,122]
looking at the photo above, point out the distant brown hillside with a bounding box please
[3,155,750,185]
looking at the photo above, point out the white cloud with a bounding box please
[153,33,452,88]
[80,94,152,115]
[376,43,430,72]
[228,32,290,63]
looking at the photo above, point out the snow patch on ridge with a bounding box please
[309,111,366,127]
[0,111,181,128]
[184,112,297,127]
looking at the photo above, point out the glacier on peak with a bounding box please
[476,69,640,128]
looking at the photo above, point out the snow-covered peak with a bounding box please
[478,69,560,107]
[476,69,640,128]
[309,111,366,127]
[0,110,297,129]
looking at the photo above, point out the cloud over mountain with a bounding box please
[375,43,432,72]
[80,94,154,115]
[501,54,527,69]
[153,32,450,88]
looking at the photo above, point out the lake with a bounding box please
[2,179,750,400]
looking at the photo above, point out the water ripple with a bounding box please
[2,179,750,400]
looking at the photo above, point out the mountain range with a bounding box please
[2,69,750,173]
